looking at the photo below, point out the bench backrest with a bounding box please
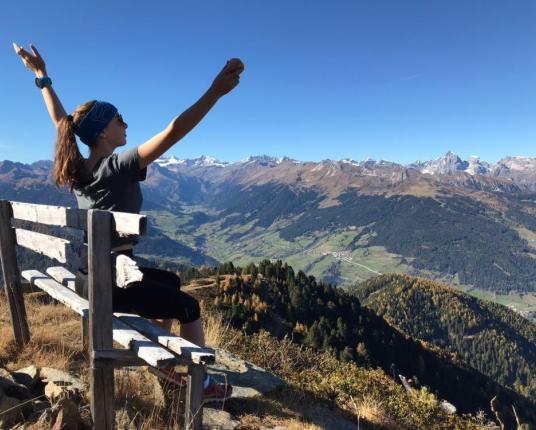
[0,199,147,346]
[0,200,211,430]
[9,200,146,268]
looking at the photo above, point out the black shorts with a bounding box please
[112,264,200,324]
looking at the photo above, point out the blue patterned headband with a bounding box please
[74,101,118,146]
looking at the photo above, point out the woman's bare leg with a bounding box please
[151,317,205,347]
[179,318,205,347]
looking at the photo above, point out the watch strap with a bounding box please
[35,76,52,89]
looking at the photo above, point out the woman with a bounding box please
[13,42,244,401]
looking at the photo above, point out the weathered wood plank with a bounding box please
[75,270,88,299]
[185,364,205,430]
[15,229,80,268]
[115,313,215,365]
[10,201,147,235]
[0,200,30,346]
[21,270,88,315]
[111,211,147,236]
[46,266,76,291]
[75,270,89,352]
[92,349,146,368]
[11,201,81,227]
[23,269,179,367]
[112,318,178,367]
[88,209,115,430]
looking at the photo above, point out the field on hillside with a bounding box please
[456,285,536,322]
[146,209,411,286]
[144,208,536,322]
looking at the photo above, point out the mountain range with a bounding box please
[2,151,536,321]
[155,151,536,186]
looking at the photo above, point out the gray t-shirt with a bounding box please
[74,147,147,248]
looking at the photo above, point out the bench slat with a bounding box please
[46,267,76,291]
[22,270,87,315]
[45,267,215,365]
[21,270,178,368]
[116,313,215,365]
[11,201,147,236]
[15,229,80,268]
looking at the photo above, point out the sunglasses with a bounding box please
[116,113,126,126]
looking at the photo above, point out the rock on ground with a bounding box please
[203,407,240,430]
[40,367,85,402]
[207,349,286,399]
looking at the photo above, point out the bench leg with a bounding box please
[90,362,115,430]
[76,274,89,352]
[88,209,115,429]
[81,317,89,353]
[185,364,204,430]
[0,200,30,346]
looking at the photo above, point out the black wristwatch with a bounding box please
[35,76,52,89]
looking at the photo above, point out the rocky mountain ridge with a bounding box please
[5,151,536,198]
[152,151,536,183]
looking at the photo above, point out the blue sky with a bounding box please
[1,0,536,165]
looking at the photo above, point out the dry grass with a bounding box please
[0,292,185,429]
[201,309,239,350]
[0,287,489,430]
[348,395,397,429]
[0,292,359,429]
[0,292,85,371]
[228,389,359,430]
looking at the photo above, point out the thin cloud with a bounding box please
[400,73,423,81]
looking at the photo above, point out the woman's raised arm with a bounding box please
[13,43,67,128]
[137,58,244,169]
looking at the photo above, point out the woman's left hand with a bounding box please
[210,58,244,97]
[13,43,47,76]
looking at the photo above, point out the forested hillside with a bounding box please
[204,260,536,428]
[353,274,536,400]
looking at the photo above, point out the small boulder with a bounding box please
[0,367,31,400]
[207,349,286,399]
[40,367,85,403]
[203,407,239,429]
[13,365,39,390]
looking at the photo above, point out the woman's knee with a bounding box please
[181,298,200,324]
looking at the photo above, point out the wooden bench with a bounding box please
[0,200,215,430]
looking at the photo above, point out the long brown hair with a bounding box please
[53,100,96,192]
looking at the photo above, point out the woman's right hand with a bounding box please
[210,58,244,97]
[13,43,47,77]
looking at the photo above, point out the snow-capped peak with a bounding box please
[240,155,298,165]
[496,156,536,172]
[466,156,490,175]
[420,151,468,175]
[155,155,228,168]
[155,155,186,167]
[341,158,360,166]
[193,155,227,167]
